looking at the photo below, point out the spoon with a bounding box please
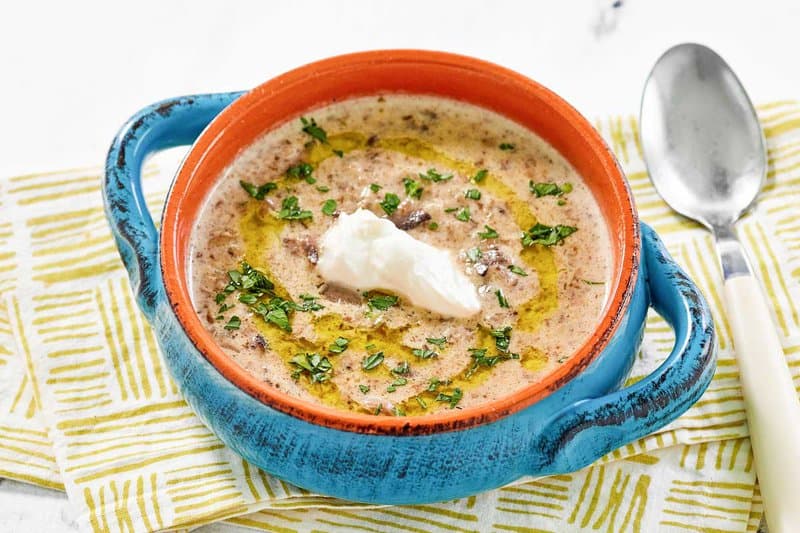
[640,43,800,531]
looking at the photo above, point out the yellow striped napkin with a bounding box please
[6,100,800,532]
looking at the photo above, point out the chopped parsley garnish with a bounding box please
[387,377,408,392]
[375,404,382,415]
[499,142,516,151]
[367,293,399,311]
[277,196,313,221]
[521,223,577,247]
[416,396,428,409]
[316,185,330,193]
[369,183,382,193]
[392,361,410,375]
[436,388,463,409]
[321,199,337,216]
[495,289,509,308]
[490,326,513,352]
[333,149,344,158]
[426,336,447,347]
[328,336,349,354]
[466,247,482,263]
[379,193,401,215]
[478,225,498,239]
[286,162,314,180]
[557,199,567,206]
[455,207,471,222]
[290,352,333,383]
[362,351,385,371]
[471,169,488,183]
[428,221,439,230]
[412,348,438,360]
[403,177,423,199]
[444,207,458,213]
[465,347,519,378]
[529,181,573,198]
[427,378,451,392]
[219,262,321,333]
[359,384,370,394]
[393,406,405,416]
[419,168,453,183]
[508,264,528,276]
[239,180,277,200]
[224,316,241,330]
[300,117,328,144]
[465,189,481,200]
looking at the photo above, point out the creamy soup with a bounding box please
[189,95,611,416]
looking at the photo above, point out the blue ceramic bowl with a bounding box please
[103,51,715,504]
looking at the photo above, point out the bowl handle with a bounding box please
[537,223,717,472]
[103,92,244,319]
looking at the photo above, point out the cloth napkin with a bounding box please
[6,100,800,532]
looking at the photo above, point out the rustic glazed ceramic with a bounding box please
[103,50,716,504]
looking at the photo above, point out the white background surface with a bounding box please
[1,0,798,531]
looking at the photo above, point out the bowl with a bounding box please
[103,50,716,504]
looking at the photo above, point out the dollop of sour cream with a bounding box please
[317,209,481,318]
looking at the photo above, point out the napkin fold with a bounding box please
[5,101,800,532]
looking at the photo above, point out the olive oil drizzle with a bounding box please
[237,131,558,415]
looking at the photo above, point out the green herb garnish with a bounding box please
[328,337,349,354]
[224,316,241,330]
[427,378,450,392]
[521,223,577,247]
[471,169,488,183]
[419,168,453,183]
[362,351,385,371]
[333,149,344,158]
[426,336,447,347]
[286,162,314,180]
[277,196,313,221]
[416,396,428,409]
[316,185,330,193]
[359,384,370,394]
[387,377,408,392]
[392,361,410,375]
[455,207,471,222]
[465,189,481,200]
[367,293,399,311]
[490,326,513,353]
[239,181,277,200]
[478,225,498,239]
[403,177,423,199]
[412,348,438,360]
[499,142,516,151]
[465,347,519,378]
[370,183,382,193]
[300,117,328,144]
[290,352,333,383]
[508,265,528,276]
[495,289,509,308]
[529,181,573,198]
[379,193,401,215]
[428,221,439,230]
[321,199,337,216]
[436,388,463,409]
[444,207,458,213]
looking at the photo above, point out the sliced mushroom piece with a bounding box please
[392,209,431,231]
[320,283,363,305]
[283,236,319,265]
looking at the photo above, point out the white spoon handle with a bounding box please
[724,274,800,532]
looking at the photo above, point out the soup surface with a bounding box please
[189,95,611,416]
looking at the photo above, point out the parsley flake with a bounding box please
[436,388,463,409]
[529,181,573,198]
[359,384,370,394]
[224,316,241,330]
[419,168,453,183]
[465,189,481,200]
[367,294,399,311]
[321,199,337,216]
[369,183,383,193]
[426,336,447,347]
[508,264,528,276]
[277,196,313,221]
[300,117,328,144]
[495,289,509,308]
[412,348,438,360]
[328,337,349,354]
[379,193,401,215]
[455,207,471,222]
[521,223,577,247]
[362,351,385,371]
[471,169,488,183]
[478,225,498,239]
[290,352,333,383]
[403,177,423,199]
[428,221,439,230]
[499,142,516,151]
[286,162,314,180]
[239,181,277,200]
